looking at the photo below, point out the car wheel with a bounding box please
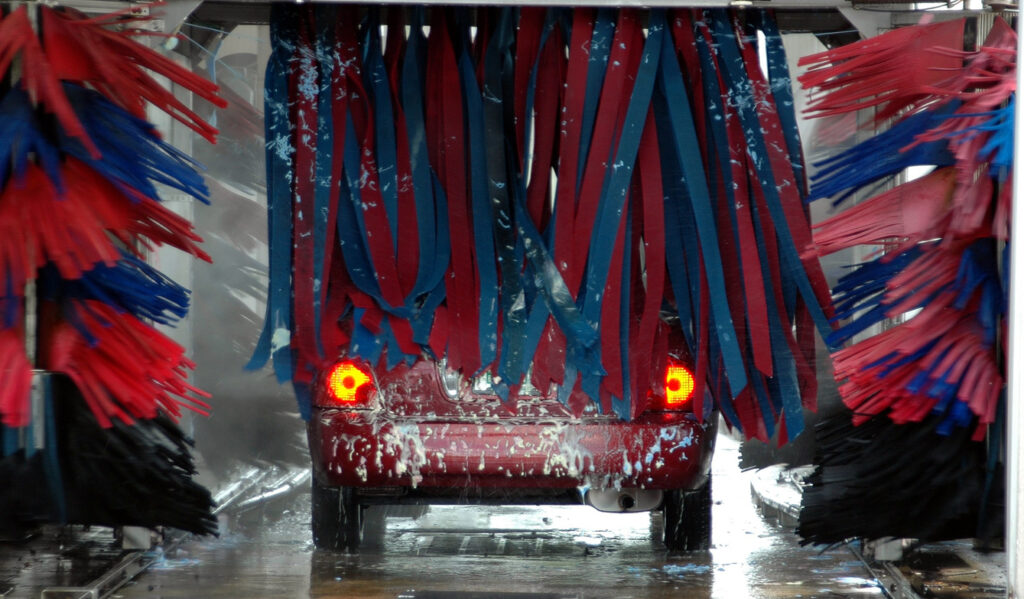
[662,475,712,551]
[311,478,362,551]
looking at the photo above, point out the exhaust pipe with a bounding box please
[585,488,663,513]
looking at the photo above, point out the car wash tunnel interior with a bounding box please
[0,1,1020,597]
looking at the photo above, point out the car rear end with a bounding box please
[306,319,718,551]
[308,358,715,498]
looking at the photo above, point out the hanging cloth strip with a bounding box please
[629,111,667,419]
[248,4,298,384]
[427,10,479,375]
[485,8,532,399]
[312,14,342,364]
[401,7,450,346]
[757,11,819,407]
[523,15,569,394]
[709,15,825,440]
[289,9,322,384]
[554,8,628,411]
[513,10,563,393]
[462,10,503,384]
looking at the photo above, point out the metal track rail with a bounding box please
[846,542,922,599]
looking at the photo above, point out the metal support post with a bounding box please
[1005,12,1024,598]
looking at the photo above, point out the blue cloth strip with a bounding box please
[483,9,529,395]
[349,307,385,366]
[247,5,297,383]
[656,13,747,399]
[611,205,634,420]
[652,90,698,357]
[757,11,806,196]
[459,36,500,374]
[402,8,450,311]
[363,9,401,250]
[338,112,387,306]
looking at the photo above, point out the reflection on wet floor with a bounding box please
[395,589,581,593]
[305,503,714,599]
[114,436,883,599]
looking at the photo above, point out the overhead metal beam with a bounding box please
[192,0,861,32]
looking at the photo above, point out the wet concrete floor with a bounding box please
[113,436,883,599]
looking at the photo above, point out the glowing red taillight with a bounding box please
[323,361,375,406]
[664,364,695,407]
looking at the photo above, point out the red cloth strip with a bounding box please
[291,13,321,368]
[514,8,546,170]
[321,243,352,357]
[718,60,772,377]
[525,24,564,232]
[632,110,668,419]
[551,8,593,289]
[317,13,358,367]
[598,196,629,408]
[535,9,594,393]
[391,78,422,299]
[425,12,479,374]
[384,8,406,92]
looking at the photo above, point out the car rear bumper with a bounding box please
[308,410,716,494]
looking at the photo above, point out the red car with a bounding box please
[306,318,717,552]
